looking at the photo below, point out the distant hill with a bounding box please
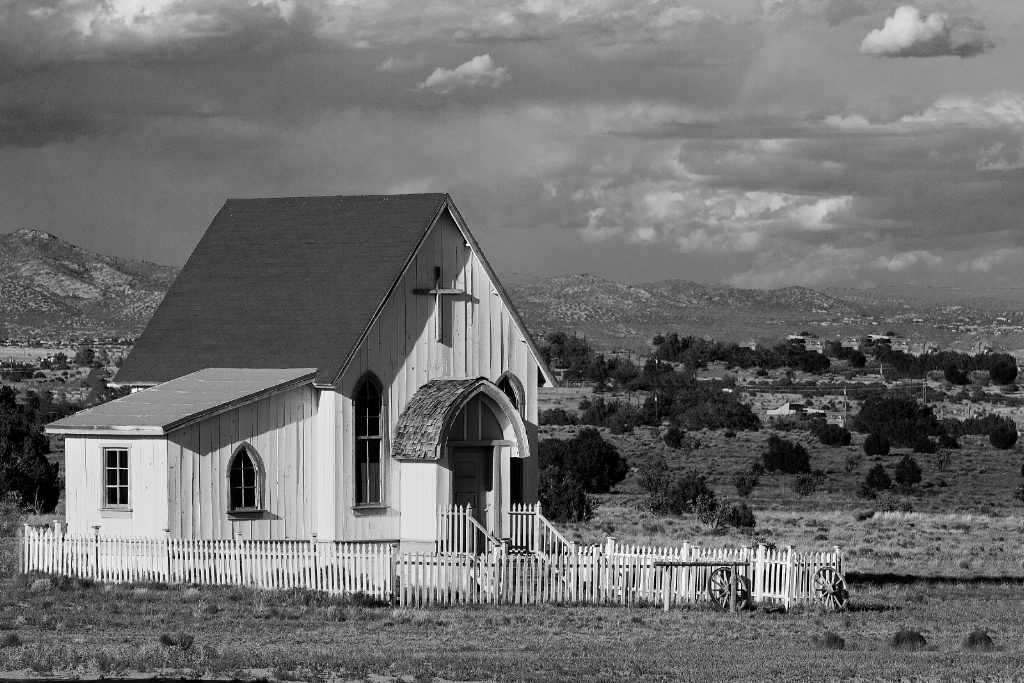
[3,229,1023,354]
[0,229,179,341]
[503,274,1024,353]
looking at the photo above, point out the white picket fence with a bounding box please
[22,526,841,609]
[22,526,392,602]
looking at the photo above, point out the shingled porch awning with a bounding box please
[391,378,528,461]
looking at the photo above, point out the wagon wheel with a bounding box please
[707,567,752,611]
[813,566,849,611]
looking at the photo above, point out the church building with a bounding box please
[47,194,554,550]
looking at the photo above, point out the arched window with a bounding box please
[228,444,262,511]
[355,376,384,505]
[496,373,522,412]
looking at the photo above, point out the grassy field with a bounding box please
[1,574,1024,681]
[539,385,1024,580]
[3,383,1024,680]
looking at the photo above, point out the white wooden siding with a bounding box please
[166,384,317,540]
[63,435,168,537]
[334,209,541,542]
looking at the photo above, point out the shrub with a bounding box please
[1014,485,1024,504]
[539,429,627,521]
[762,435,811,474]
[814,424,851,447]
[791,471,825,498]
[861,464,891,497]
[875,492,913,513]
[664,426,686,449]
[539,408,578,426]
[733,470,760,498]
[963,630,995,651]
[811,632,846,650]
[0,633,21,648]
[853,395,945,448]
[723,429,737,439]
[863,433,890,457]
[844,452,862,474]
[539,428,628,495]
[989,423,1018,450]
[911,435,937,454]
[720,502,757,530]
[938,433,960,449]
[668,471,718,517]
[891,630,927,651]
[894,455,922,489]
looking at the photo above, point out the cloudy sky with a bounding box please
[1,0,1023,290]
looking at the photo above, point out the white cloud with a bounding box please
[872,250,943,272]
[727,245,869,289]
[415,54,510,94]
[859,5,993,58]
[377,53,427,73]
[977,140,1024,171]
[957,248,1024,273]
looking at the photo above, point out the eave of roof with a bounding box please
[46,368,316,435]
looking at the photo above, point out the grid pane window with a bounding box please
[355,380,383,504]
[104,448,129,507]
[230,448,259,510]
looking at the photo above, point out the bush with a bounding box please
[938,433,960,450]
[720,502,757,530]
[762,435,811,474]
[844,452,862,474]
[894,455,922,489]
[911,435,937,454]
[861,464,891,497]
[891,630,927,651]
[664,426,686,449]
[875,492,913,513]
[733,470,760,498]
[963,630,995,651]
[539,428,627,521]
[853,395,945,448]
[1014,485,1024,504]
[863,433,890,456]
[791,471,825,498]
[539,408,579,426]
[668,471,718,517]
[989,423,1018,450]
[811,632,846,650]
[539,428,628,495]
[814,423,851,447]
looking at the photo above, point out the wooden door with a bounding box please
[452,448,491,549]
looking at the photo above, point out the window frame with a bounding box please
[496,372,524,416]
[101,446,131,510]
[226,443,266,514]
[353,373,387,508]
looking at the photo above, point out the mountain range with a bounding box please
[2,229,1023,352]
[0,229,177,341]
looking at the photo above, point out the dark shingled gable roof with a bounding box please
[115,194,448,387]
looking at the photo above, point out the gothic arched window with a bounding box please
[228,444,262,511]
[355,376,384,505]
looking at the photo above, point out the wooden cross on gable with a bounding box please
[414,266,465,342]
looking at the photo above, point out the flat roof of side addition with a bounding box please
[45,368,317,436]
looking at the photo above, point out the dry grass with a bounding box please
[540,386,1024,579]
[1,575,1023,681]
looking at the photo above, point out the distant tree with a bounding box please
[761,435,811,474]
[989,423,1018,450]
[894,455,922,489]
[73,347,95,367]
[850,351,867,368]
[0,386,63,513]
[861,464,892,497]
[51,352,68,370]
[863,433,890,456]
[989,355,1019,386]
[945,364,970,386]
[732,469,760,498]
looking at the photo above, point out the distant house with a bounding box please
[840,337,860,349]
[47,194,555,551]
[805,339,825,354]
[766,402,806,417]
